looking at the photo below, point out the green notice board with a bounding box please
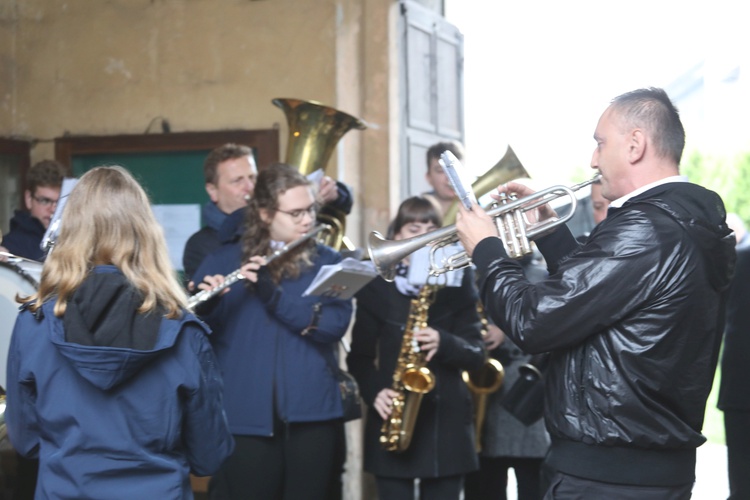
[72,151,212,272]
[71,150,210,206]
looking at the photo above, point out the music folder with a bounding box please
[302,257,378,300]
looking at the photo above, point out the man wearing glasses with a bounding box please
[1,159,67,261]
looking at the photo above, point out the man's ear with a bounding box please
[23,190,33,210]
[628,129,647,163]
[205,183,219,203]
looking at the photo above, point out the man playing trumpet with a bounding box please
[455,87,735,499]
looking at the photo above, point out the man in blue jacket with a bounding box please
[182,144,259,282]
[1,159,67,261]
[182,143,355,283]
[456,87,736,498]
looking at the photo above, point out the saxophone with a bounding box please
[380,285,438,452]
[462,302,505,452]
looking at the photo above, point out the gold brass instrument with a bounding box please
[187,224,331,311]
[368,175,602,281]
[272,97,367,250]
[442,145,529,225]
[462,302,505,452]
[380,285,438,452]
[463,358,504,452]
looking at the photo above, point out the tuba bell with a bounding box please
[441,145,530,225]
[272,98,367,250]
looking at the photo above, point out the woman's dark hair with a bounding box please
[387,196,442,239]
[241,163,315,282]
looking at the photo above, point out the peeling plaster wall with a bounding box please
[0,0,395,249]
[6,0,338,141]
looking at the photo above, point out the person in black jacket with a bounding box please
[347,196,485,500]
[455,87,736,498]
[718,213,750,500]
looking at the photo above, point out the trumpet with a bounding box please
[187,224,331,311]
[368,175,601,281]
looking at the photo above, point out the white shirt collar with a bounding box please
[269,240,285,251]
[609,175,689,209]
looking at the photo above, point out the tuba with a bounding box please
[442,145,530,225]
[380,285,438,452]
[272,98,367,250]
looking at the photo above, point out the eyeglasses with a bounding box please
[277,204,317,223]
[32,196,59,207]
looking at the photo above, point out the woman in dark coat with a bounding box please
[347,196,485,500]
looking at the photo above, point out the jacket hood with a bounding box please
[627,182,736,291]
[46,266,208,391]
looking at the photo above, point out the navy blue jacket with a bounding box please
[194,243,353,436]
[6,266,234,499]
[3,210,46,261]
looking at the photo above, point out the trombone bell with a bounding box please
[442,145,530,225]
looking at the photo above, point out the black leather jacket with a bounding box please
[473,182,736,486]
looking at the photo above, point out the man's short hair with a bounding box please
[204,143,254,184]
[611,87,685,166]
[27,160,67,194]
[426,141,464,172]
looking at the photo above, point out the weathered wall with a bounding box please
[0,0,396,248]
[0,2,402,499]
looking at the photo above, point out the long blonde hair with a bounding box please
[20,166,187,318]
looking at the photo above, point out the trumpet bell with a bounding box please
[367,226,456,282]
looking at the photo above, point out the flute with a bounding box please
[187,224,330,311]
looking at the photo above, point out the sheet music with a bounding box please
[41,177,78,252]
[303,257,377,299]
[439,151,477,210]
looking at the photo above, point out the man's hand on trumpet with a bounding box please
[456,181,558,257]
[495,181,558,224]
[455,202,497,258]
